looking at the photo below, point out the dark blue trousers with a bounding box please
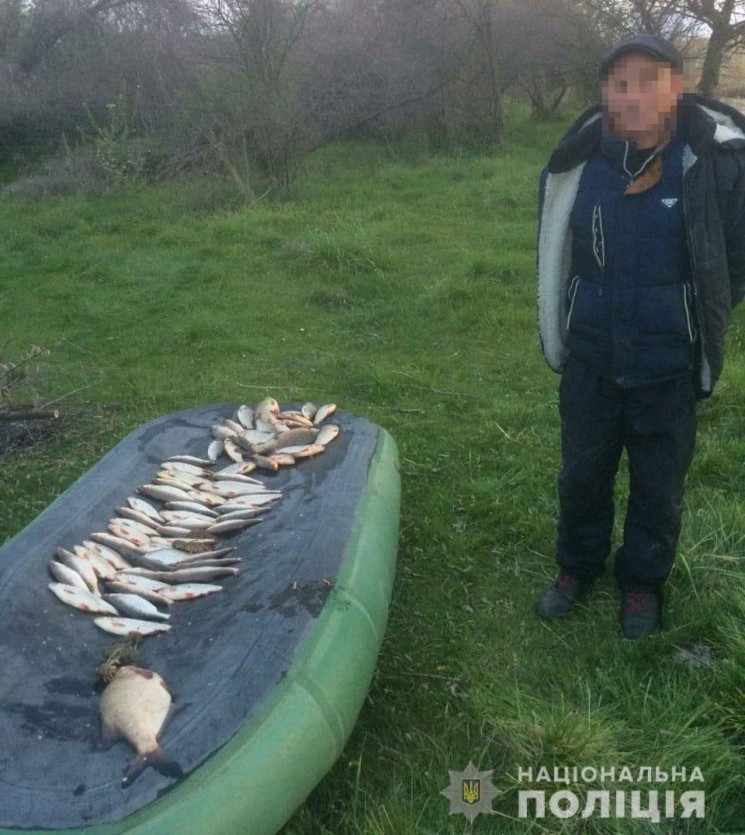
[555,357,697,593]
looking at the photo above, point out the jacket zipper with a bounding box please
[566,275,580,330]
[682,165,707,381]
[682,283,696,342]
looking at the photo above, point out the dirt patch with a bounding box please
[0,415,64,458]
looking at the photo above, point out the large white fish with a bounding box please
[48,583,118,615]
[94,617,171,637]
[100,665,182,786]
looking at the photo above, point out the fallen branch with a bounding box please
[0,408,59,422]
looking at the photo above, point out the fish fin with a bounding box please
[122,746,183,787]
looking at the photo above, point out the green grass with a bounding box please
[2,100,745,833]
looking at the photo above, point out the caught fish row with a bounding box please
[44,399,342,786]
[47,399,340,638]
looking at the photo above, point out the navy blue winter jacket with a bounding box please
[537,92,745,398]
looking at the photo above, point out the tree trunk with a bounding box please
[698,25,728,96]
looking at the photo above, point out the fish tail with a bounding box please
[122,746,183,787]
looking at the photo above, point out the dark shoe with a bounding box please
[537,573,589,619]
[620,591,661,640]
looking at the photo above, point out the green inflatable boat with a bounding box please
[0,404,400,833]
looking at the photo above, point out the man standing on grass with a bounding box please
[535,34,745,639]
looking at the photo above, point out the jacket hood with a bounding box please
[546,92,745,174]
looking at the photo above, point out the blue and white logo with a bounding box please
[661,198,678,208]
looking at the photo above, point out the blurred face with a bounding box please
[601,51,684,147]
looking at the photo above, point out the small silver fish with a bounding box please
[270,453,296,467]
[165,455,214,466]
[252,453,279,472]
[138,484,193,503]
[83,539,133,570]
[217,507,270,522]
[103,594,170,622]
[112,574,171,591]
[215,461,259,477]
[207,439,224,462]
[224,418,246,436]
[301,402,318,421]
[223,439,243,463]
[106,581,173,608]
[123,566,240,583]
[236,405,254,428]
[49,561,89,591]
[126,497,164,522]
[74,546,118,581]
[55,548,99,594]
[161,461,212,477]
[94,618,171,637]
[254,397,280,423]
[207,518,262,535]
[313,403,337,424]
[90,532,144,558]
[316,424,339,445]
[159,583,223,601]
[186,490,226,508]
[254,428,319,454]
[276,444,325,458]
[108,520,152,549]
[164,501,219,517]
[116,507,162,531]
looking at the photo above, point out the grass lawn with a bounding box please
[1,100,744,833]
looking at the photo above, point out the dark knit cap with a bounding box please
[599,34,684,80]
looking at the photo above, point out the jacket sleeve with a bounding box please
[724,150,745,309]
